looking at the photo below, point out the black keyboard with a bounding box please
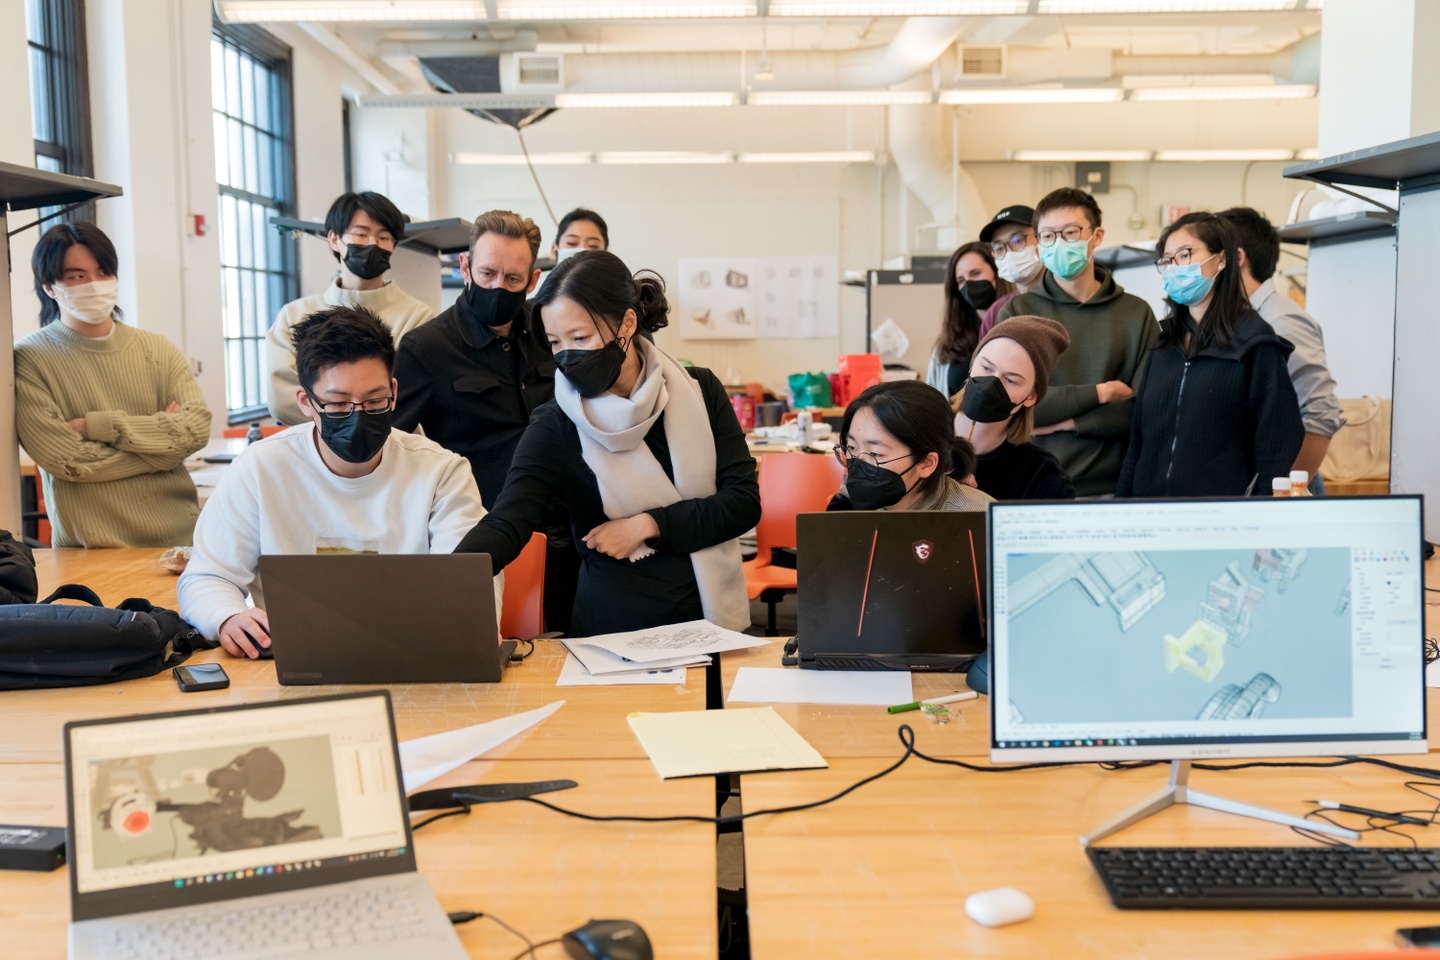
[1088,846,1440,909]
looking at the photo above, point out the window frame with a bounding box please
[211,15,300,424]
[27,0,94,220]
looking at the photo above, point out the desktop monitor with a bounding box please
[988,497,1427,766]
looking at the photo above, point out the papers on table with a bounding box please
[398,701,563,793]
[575,619,769,664]
[1426,659,1440,688]
[727,667,913,706]
[561,637,709,676]
[557,653,686,687]
[628,706,827,779]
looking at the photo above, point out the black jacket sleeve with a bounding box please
[453,404,566,568]
[1246,343,1305,497]
[1116,385,1144,497]
[644,369,762,555]
[391,335,433,434]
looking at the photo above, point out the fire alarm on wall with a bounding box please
[191,214,207,237]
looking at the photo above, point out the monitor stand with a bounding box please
[1079,760,1360,846]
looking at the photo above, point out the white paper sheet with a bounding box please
[578,620,769,664]
[561,638,710,675]
[399,701,563,793]
[727,667,913,706]
[557,653,686,687]
[1426,660,1440,688]
[629,706,827,779]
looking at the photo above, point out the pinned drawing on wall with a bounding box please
[678,255,838,341]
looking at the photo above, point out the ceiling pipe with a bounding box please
[834,16,967,89]
[376,32,539,58]
[299,22,404,94]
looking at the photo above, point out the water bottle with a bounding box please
[245,421,264,444]
[1289,470,1312,497]
[1271,477,1292,498]
[797,410,815,448]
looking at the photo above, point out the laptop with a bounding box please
[64,691,466,960]
[795,511,988,672]
[258,554,515,685]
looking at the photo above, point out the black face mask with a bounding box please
[961,279,997,311]
[343,243,392,281]
[462,282,528,328]
[555,336,628,399]
[845,457,913,511]
[314,407,393,464]
[961,375,1021,424]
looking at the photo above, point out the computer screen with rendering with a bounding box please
[988,497,1426,763]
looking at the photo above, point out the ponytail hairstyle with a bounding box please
[840,380,955,499]
[32,221,122,327]
[531,249,671,341]
[937,241,1013,367]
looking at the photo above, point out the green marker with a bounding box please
[886,691,978,714]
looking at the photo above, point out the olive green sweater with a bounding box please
[14,321,212,548]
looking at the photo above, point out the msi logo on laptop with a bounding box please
[912,540,934,563]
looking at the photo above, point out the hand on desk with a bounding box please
[583,514,661,561]
[219,608,271,659]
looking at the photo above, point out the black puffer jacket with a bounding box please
[1117,310,1303,498]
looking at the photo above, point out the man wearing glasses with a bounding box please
[993,187,1158,497]
[266,191,435,425]
[977,204,1046,336]
[180,307,493,658]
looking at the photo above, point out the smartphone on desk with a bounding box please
[174,662,230,692]
[1397,926,1440,947]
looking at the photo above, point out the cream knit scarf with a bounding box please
[554,337,750,631]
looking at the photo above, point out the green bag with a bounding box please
[787,371,833,408]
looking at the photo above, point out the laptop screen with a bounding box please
[66,692,415,921]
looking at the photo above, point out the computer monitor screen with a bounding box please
[988,497,1426,763]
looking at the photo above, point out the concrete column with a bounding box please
[0,0,35,533]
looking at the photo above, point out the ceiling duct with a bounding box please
[419,56,554,128]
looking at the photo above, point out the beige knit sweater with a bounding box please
[15,321,212,548]
[265,279,434,425]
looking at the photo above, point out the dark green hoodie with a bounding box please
[995,265,1158,496]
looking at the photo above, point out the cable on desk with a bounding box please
[510,639,536,662]
[447,910,542,958]
[508,939,562,960]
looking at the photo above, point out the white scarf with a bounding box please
[554,338,751,631]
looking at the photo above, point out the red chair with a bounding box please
[501,532,548,640]
[743,452,846,635]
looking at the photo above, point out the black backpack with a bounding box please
[0,530,38,606]
[0,585,217,690]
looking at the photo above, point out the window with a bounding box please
[26,0,93,219]
[211,18,298,419]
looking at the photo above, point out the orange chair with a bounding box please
[222,424,287,439]
[500,531,548,640]
[743,452,846,635]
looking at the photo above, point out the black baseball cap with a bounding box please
[979,205,1035,243]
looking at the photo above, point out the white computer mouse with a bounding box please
[965,887,1034,928]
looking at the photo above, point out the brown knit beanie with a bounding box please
[973,315,1071,403]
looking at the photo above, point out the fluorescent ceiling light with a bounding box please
[1037,0,1294,11]
[496,1,755,16]
[216,1,487,20]
[554,91,738,108]
[597,151,734,164]
[738,151,877,163]
[750,90,933,106]
[1010,150,1153,162]
[452,152,593,165]
[941,88,1123,104]
[769,1,1027,13]
[1130,84,1316,102]
[1154,149,1296,161]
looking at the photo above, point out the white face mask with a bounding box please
[554,246,585,264]
[997,244,1044,285]
[51,278,119,325]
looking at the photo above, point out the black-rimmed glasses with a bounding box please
[832,445,912,470]
[306,394,395,419]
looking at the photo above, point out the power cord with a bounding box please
[447,909,560,959]
[510,639,537,663]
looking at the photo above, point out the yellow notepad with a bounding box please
[627,706,828,779]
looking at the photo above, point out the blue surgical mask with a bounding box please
[1039,237,1091,281]
[1162,253,1221,306]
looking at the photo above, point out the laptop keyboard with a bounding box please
[96,883,428,959]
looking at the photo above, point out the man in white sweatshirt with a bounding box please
[181,305,499,659]
[265,191,434,425]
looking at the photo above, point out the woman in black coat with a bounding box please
[454,252,760,636]
[1117,212,1302,498]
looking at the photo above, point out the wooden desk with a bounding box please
[741,758,1440,959]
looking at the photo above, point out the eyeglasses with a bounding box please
[1036,225,1092,247]
[307,394,395,419]
[1154,248,1216,275]
[989,235,1033,257]
[832,445,911,470]
[343,229,397,249]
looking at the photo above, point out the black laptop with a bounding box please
[257,554,514,684]
[795,511,987,672]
